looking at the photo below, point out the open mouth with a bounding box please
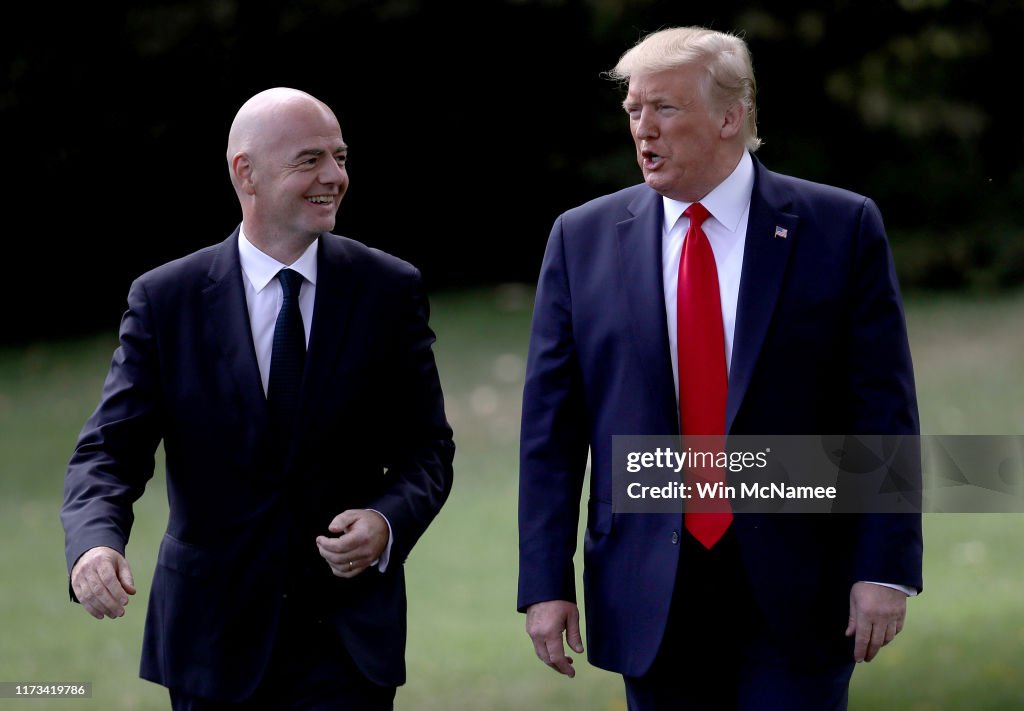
[641,150,664,168]
[306,195,334,205]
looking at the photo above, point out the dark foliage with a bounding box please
[2,0,1019,343]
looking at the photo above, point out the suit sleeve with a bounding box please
[61,278,163,578]
[364,269,455,566]
[518,216,591,611]
[844,198,923,592]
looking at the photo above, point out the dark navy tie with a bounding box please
[267,268,306,437]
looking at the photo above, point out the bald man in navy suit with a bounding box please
[62,88,454,710]
[518,28,921,711]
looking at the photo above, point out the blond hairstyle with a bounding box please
[609,27,762,152]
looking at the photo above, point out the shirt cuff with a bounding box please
[366,509,394,573]
[862,580,917,597]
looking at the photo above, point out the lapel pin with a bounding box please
[774,226,788,239]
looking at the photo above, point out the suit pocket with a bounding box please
[587,498,613,536]
[157,534,214,578]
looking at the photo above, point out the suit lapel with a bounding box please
[618,187,679,432]
[201,230,269,433]
[727,159,798,432]
[296,234,356,436]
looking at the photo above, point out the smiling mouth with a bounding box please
[306,195,334,205]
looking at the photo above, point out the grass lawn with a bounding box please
[0,287,1021,710]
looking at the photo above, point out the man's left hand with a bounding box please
[316,510,389,578]
[845,581,907,663]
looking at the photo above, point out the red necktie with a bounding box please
[677,203,732,548]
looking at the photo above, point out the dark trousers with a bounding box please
[624,529,855,711]
[169,599,396,711]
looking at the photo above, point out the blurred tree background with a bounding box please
[1,0,1020,345]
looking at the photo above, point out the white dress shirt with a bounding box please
[237,230,318,395]
[662,151,753,394]
[237,229,393,571]
[659,154,914,597]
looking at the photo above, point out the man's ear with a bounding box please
[720,102,744,140]
[231,153,256,195]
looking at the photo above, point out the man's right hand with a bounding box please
[525,600,584,678]
[70,546,136,620]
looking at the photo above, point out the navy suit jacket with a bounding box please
[518,155,922,676]
[62,229,454,700]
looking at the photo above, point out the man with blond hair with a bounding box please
[62,87,454,709]
[519,27,921,710]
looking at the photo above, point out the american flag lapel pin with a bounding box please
[774,226,788,239]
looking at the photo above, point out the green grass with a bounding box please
[0,288,1021,710]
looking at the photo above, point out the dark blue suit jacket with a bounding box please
[62,229,454,700]
[518,156,922,676]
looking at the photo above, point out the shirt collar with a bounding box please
[238,228,319,293]
[662,151,755,234]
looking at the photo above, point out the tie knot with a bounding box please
[684,202,711,228]
[277,269,303,299]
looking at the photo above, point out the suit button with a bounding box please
[671,531,679,545]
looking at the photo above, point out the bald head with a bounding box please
[225,88,349,262]
[227,88,339,180]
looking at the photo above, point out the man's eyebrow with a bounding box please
[622,94,680,110]
[291,148,323,161]
[291,145,348,161]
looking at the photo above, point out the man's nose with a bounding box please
[320,160,346,184]
[635,108,658,140]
